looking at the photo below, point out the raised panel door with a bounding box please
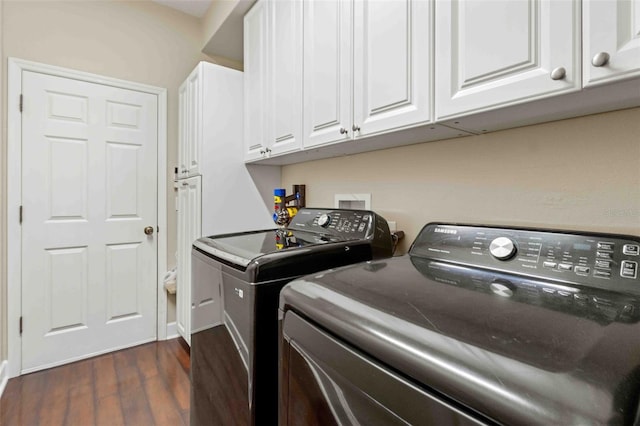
[584,0,640,86]
[21,71,158,372]
[353,0,432,136]
[303,0,353,148]
[435,0,581,120]
[269,0,303,156]
[176,175,201,346]
[244,0,270,161]
[186,70,201,177]
[178,81,189,178]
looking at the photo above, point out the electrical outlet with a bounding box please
[388,221,397,232]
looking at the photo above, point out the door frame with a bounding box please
[7,57,168,378]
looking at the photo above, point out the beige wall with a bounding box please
[283,107,640,254]
[0,0,228,362]
[203,0,241,49]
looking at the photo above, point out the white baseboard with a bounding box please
[166,321,179,339]
[0,360,9,400]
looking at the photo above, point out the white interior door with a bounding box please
[21,70,158,373]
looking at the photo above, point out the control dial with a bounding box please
[317,213,331,228]
[489,237,517,260]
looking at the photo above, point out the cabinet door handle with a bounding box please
[550,67,566,80]
[339,127,349,135]
[352,124,360,132]
[591,52,610,67]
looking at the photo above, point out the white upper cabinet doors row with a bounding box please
[304,0,432,148]
[244,0,640,161]
[245,0,433,160]
[438,0,640,120]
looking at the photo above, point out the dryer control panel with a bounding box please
[411,223,640,295]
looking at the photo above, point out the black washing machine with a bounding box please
[279,223,640,425]
[189,208,394,426]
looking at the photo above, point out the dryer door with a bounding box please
[280,311,489,426]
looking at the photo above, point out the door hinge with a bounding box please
[19,205,23,224]
[19,316,23,335]
[19,94,23,113]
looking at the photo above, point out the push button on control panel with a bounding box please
[594,269,612,279]
[558,263,573,271]
[621,261,638,279]
[595,260,612,269]
[597,242,615,251]
[575,266,590,276]
[623,244,640,256]
[597,251,613,260]
[543,261,557,269]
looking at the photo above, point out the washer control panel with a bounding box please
[411,223,640,295]
[288,208,382,239]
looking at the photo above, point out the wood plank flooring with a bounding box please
[0,338,190,426]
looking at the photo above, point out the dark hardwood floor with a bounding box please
[0,338,190,426]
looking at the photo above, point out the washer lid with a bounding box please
[280,256,640,425]
[194,229,343,267]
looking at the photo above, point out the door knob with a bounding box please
[144,226,154,235]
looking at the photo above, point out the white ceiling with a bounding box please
[152,0,213,18]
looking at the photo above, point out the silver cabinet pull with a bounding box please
[339,127,349,135]
[591,52,610,67]
[550,67,566,80]
[352,124,360,132]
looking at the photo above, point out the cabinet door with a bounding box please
[244,0,270,161]
[435,0,580,120]
[303,0,352,148]
[176,176,202,345]
[353,0,432,137]
[178,81,188,178]
[584,0,640,87]
[186,70,201,176]
[269,0,303,156]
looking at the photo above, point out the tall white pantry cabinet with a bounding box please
[176,62,279,345]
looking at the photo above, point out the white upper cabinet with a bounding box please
[352,0,432,137]
[245,0,303,161]
[303,0,352,148]
[178,69,202,177]
[269,0,304,156]
[244,0,270,161]
[583,0,640,87]
[435,0,581,120]
[304,0,433,149]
